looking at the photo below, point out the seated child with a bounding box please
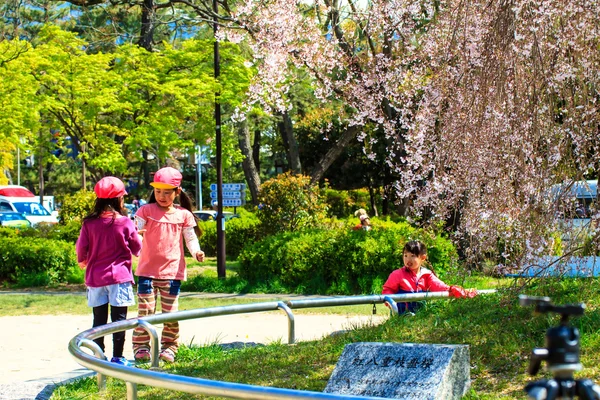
[382,240,477,314]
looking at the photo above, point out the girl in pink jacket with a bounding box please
[76,177,142,366]
[382,240,476,314]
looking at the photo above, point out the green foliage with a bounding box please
[257,173,328,235]
[19,220,83,243]
[0,226,23,238]
[0,237,82,286]
[46,220,83,243]
[59,190,96,224]
[323,187,372,218]
[0,26,253,185]
[238,220,457,295]
[182,272,251,293]
[1,220,83,245]
[198,209,262,258]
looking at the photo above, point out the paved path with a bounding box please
[0,293,387,400]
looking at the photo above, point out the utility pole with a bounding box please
[82,142,87,190]
[214,0,226,278]
[17,144,20,186]
[38,130,44,203]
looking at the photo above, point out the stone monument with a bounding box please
[324,342,470,399]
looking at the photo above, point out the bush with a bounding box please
[0,227,24,239]
[59,190,96,224]
[0,237,82,286]
[9,220,83,243]
[198,209,262,258]
[47,220,83,243]
[257,173,328,234]
[238,220,457,295]
[323,187,372,218]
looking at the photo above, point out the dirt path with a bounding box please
[0,308,386,399]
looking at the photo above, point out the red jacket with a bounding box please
[382,266,450,294]
[382,266,450,313]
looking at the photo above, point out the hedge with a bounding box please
[238,220,458,295]
[0,237,82,286]
[198,209,262,258]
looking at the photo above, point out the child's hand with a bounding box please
[449,285,478,298]
[78,261,87,270]
[195,251,205,262]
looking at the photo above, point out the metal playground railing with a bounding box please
[68,289,497,400]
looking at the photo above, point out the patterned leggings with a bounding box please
[132,277,181,354]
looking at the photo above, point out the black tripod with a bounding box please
[519,295,600,400]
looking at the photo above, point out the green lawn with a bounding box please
[39,277,600,399]
[4,259,597,400]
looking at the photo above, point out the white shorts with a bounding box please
[87,283,136,308]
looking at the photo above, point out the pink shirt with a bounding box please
[76,215,142,288]
[135,203,196,280]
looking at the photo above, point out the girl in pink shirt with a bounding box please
[382,241,477,314]
[132,167,205,363]
[76,177,142,366]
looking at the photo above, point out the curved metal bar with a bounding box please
[68,289,498,399]
[136,319,160,368]
[382,296,398,316]
[79,338,107,390]
[277,301,295,344]
[67,351,390,400]
[126,380,137,400]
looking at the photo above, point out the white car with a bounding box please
[193,210,239,222]
[0,185,58,226]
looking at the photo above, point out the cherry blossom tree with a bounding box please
[224,0,599,265]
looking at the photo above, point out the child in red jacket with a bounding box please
[382,240,476,314]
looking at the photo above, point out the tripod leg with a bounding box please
[526,386,547,400]
[545,380,559,400]
[576,379,600,400]
[525,380,558,400]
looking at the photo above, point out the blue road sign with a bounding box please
[222,199,246,207]
[210,191,245,199]
[210,183,246,191]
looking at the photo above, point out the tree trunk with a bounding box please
[138,0,155,51]
[277,112,301,174]
[38,129,45,199]
[142,150,150,188]
[368,180,379,217]
[252,128,261,171]
[310,125,360,185]
[237,120,261,205]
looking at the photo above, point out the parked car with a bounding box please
[0,211,32,229]
[193,210,217,221]
[192,210,239,222]
[0,185,58,226]
[224,212,240,221]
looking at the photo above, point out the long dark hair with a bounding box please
[148,189,202,237]
[84,197,127,223]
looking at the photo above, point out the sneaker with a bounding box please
[159,349,175,363]
[110,357,131,366]
[134,349,151,362]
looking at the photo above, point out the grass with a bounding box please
[6,257,596,399]
[44,277,600,399]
